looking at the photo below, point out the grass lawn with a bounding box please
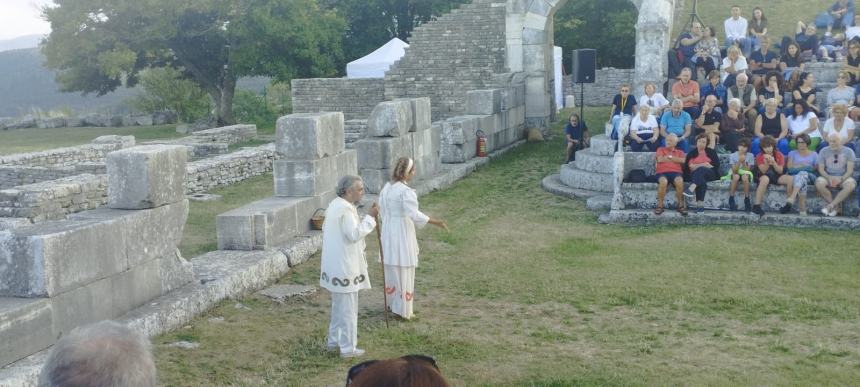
[0,125,184,155]
[159,107,860,386]
[677,0,836,44]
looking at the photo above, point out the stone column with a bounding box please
[633,0,674,95]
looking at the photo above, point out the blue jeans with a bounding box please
[691,168,716,201]
[725,37,752,56]
[816,11,855,29]
[611,114,631,140]
[751,136,790,155]
[630,133,659,152]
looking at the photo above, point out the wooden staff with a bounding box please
[374,214,389,328]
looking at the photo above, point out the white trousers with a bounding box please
[384,265,415,319]
[327,291,358,353]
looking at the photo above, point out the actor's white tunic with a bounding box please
[379,182,429,267]
[320,196,376,353]
[320,196,376,293]
[379,181,429,319]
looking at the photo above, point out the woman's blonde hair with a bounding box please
[391,157,415,182]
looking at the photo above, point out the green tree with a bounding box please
[554,0,637,72]
[42,0,345,125]
[130,67,210,123]
[322,0,469,66]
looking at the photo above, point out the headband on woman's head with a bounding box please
[406,158,414,173]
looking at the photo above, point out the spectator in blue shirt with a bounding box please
[815,0,855,35]
[699,70,727,113]
[795,21,821,62]
[749,37,780,90]
[564,113,589,163]
[660,99,693,152]
[609,84,637,140]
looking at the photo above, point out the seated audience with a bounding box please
[654,134,688,215]
[609,84,637,140]
[757,71,785,114]
[683,134,721,213]
[843,40,860,84]
[724,5,752,56]
[819,32,847,62]
[815,0,856,34]
[749,37,780,90]
[727,73,759,126]
[672,67,701,118]
[780,133,819,215]
[726,137,755,212]
[671,22,703,78]
[39,320,157,387]
[721,98,750,153]
[700,70,727,112]
[660,99,693,152]
[795,21,821,62]
[695,94,721,149]
[815,132,857,216]
[792,72,822,117]
[752,135,790,216]
[780,42,805,86]
[640,82,670,117]
[820,103,856,152]
[787,100,823,151]
[693,26,721,76]
[629,105,660,152]
[753,98,790,155]
[749,7,769,52]
[827,71,856,116]
[565,113,589,163]
[347,354,451,387]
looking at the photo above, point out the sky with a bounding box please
[0,0,53,41]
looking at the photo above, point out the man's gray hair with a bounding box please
[672,98,683,107]
[39,320,156,387]
[336,175,363,198]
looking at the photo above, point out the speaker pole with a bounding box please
[579,82,584,128]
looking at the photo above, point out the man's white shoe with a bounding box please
[341,348,366,358]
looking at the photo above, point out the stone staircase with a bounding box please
[557,134,618,209]
[384,0,508,122]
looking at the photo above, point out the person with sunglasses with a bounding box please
[609,84,637,140]
[815,132,857,216]
[320,176,379,358]
[345,354,450,387]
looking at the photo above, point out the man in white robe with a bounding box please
[320,175,378,358]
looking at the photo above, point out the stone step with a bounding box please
[574,151,615,174]
[588,135,618,156]
[0,297,54,367]
[618,181,859,216]
[599,209,860,230]
[559,163,613,192]
[586,195,613,211]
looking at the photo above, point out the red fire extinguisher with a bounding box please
[476,129,487,157]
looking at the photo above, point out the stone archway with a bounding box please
[506,0,676,130]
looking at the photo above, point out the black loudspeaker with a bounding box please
[571,49,596,83]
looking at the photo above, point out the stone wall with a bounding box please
[439,85,525,164]
[291,78,386,120]
[186,144,277,194]
[0,141,129,168]
[562,68,635,107]
[0,174,107,223]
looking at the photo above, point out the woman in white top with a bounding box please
[821,103,857,152]
[721,46,749,86]
[787,100,822,151]
[628,105,660,152]
[638,82,670,117]
[378,157,448,320]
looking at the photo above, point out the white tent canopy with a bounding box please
[346,38,409,78]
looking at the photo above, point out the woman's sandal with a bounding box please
[654,207,665,215]
[677,206,688,216]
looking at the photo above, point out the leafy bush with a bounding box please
[233,90,278,127]
[130,67,211,123]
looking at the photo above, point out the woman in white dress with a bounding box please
[379,157,448,320]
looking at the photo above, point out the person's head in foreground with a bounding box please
[346,354,450,387]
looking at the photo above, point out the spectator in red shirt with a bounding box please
[654,134,688,215]
[751,135,791,215]
[682,134,721,213]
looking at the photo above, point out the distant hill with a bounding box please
[0,47,271,118]
[0,34,42,52]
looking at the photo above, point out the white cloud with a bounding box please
[0,0,54,40]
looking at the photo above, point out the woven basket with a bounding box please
[310,208,325,230]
